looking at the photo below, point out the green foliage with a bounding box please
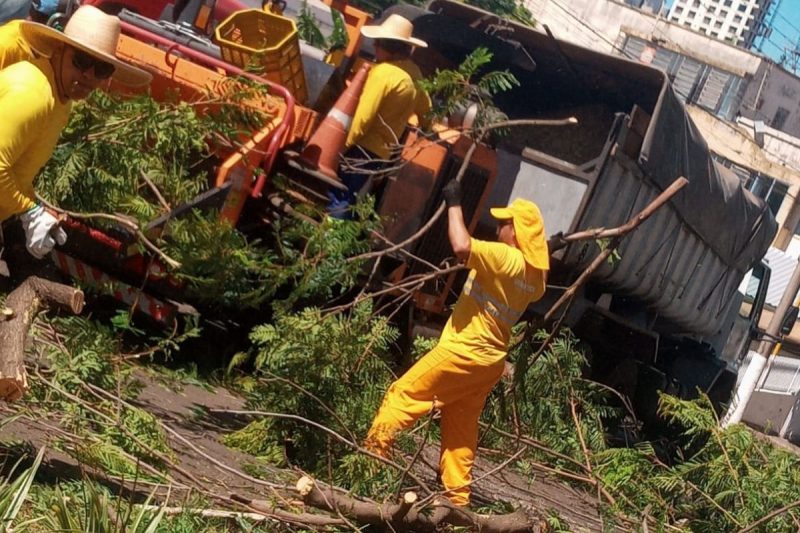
[595,395,800,531]
[103,406,174,467]
[27,479,167,533]
[0,447,44,531]
[329,9,350,51]
[37,86,378,311]
[162,211,280,308]
[71,440,163,482]
[296,0,327,48]
[221,418,286,466]
[464,0,535,25]
[27,316,174,480]
[420,47,519,134]
[502,329,619,462]
[227,303,397,473]
[296,2,349,51]
[595,238,622,265]
[35,86,282,309]
[269,202,380,310]
[32,316,133,397]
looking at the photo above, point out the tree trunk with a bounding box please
[0,276,84,402]
[244,475,544,533]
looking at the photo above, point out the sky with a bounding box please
[662,0,800,70]
[758,0,800,68]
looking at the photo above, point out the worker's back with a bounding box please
[0,19,34,70]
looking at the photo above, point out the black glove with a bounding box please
[442,180,462,208]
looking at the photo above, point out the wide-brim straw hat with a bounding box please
[360,14,427,48]
[20,5,151,87]
[490,198,550,270]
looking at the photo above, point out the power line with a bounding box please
[775,10,800,35]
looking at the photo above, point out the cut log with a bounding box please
[250,475,547,533]
[0,276,84,402]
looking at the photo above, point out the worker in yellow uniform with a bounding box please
[327,14,431,218]
[0,6,150,259]
[365,180,550,506]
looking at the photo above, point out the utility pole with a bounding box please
[722,257,800,427]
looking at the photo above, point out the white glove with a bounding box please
[19,204,67,259]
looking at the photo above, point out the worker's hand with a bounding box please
[20,205,67,259]
[442,180,462,208]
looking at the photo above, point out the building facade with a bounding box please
[666,0,773,48]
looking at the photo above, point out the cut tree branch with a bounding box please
[0,277,83,402]
[277,474,545,533]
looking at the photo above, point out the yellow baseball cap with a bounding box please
[490,198,549,270]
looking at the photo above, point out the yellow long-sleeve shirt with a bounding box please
[345,59,431,160]
[0,20,34,68]
[0,58,71,221]
[438,238,546,360]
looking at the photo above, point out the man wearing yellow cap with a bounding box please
[328,14,431,218]
[365,180,549,506]
[0,6,150,259]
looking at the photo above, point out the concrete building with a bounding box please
[525,0,800,137]
[666,0,773,48]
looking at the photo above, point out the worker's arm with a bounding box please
[444,180,470,261]
[345,65,389,149]
[414,85,433,131]
[0,80,43,219]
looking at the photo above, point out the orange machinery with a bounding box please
[52,5,499,327]
[52,22,320,325]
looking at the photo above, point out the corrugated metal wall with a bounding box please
[561,157,744,335]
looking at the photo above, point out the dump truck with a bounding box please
[35,0,777,420]
[369,0,777,421]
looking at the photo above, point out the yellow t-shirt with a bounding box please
[0,20,33,69]
[0,58,71,221]
[438,238,546,360]
[345,59,431,160]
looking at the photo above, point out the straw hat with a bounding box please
[360,14,427,48]
[490,198,550,270]
[20,5,151,87]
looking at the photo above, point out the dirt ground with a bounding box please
[0,369,608,532]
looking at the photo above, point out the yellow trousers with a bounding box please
[365,345,505,506]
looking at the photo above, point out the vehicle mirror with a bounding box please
[780,306,799,336]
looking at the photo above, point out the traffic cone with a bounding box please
[298,63,372,180]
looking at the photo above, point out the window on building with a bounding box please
[723,0,732,5]
[720,9,728,17]
[703,16,712,23]
[675,6,684,13]
[772,107,790,130]
[733,14,742,22]
[737,3,747,11]
[713,156,788,217]
[620,36,745,116]
[715,20,723,28]
[746,174,789,216]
